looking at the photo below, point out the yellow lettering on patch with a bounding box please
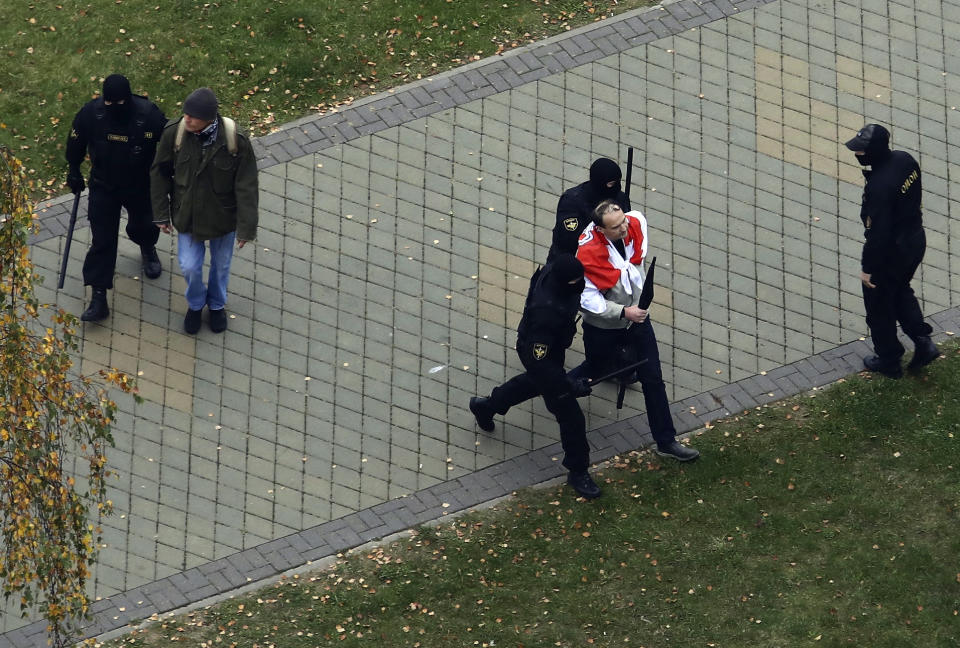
[144,132,153,139]
[532,343,549,360]
[563,217,579,232]
[900,169,918,194]
[106,133,129,142]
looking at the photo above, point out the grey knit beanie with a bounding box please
[183,87,218,120]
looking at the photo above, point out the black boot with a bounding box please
[208,308,228,333]
[81,288,109,322]
[655,440,701,462]
[907,336,940,371]
[863,354,903,379]
[567,470,601,499]
[141,246,162,279]
[469,397,495,432]
[183,308,203,335]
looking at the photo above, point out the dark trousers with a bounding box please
[83,186,159,289]
[862,229,932,361]
[573,319,677,445]
[486,344,589,473]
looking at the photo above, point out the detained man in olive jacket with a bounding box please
[150,87,259,334]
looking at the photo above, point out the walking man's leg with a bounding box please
[81,188,122,321]
[862,282,905,378]
[892,229,938,370]
[629,321,699,462]
[123,191,162,279]
[177,233,207,334]
[206,231,236,332]
[544,392,597,499]
[470,373,540,433]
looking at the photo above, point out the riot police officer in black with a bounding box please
[845,124,940,378]
[546,158,631,263]
[66,74,167,321]
[469,254,599,499]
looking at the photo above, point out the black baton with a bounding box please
[624,147,634,202]
[57,191,82,290]
[586,358,648,385]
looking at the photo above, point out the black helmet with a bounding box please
[845,124,891,165]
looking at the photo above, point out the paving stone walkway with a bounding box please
[7,0,960,643]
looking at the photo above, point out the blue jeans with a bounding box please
[177,231,236,311]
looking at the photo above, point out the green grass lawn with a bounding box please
[100,344,960,648]
[1,0,656,201]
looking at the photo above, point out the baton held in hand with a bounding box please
[57,191,82,290]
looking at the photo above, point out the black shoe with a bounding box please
[863,354,903,379]
[184,308,203,334]
[469,397,495,432]
[80,288,109,322]
[567,470,601,499]
[140,246,162,279]
[907,336,940,371]
[208,308,228,333]
[655,440,700,462]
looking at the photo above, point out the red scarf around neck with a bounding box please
[576,215,645,292]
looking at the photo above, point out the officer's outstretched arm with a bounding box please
[552,192,582,256]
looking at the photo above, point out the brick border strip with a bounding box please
[29,0,775,245]
[6,312,959,647]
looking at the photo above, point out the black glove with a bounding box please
[570,377,592,398]
[67,167,85,194]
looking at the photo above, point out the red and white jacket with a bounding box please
[575,210,649,329]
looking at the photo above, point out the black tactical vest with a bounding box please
[89,96,155,190]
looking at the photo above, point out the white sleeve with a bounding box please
[580,276,607,314]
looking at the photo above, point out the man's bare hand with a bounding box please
[623,305,648,323]
[158,223,173,234]
[860,271,876,289]
[237,239,248,249]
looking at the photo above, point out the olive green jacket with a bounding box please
[150,116,258,241]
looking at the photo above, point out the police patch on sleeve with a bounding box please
[563,217,579,232]
[533,343,549,360]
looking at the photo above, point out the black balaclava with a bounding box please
[844,124,891,166]
[549,253,585,295]
[589,158,622,199]
[102,74,132,118]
